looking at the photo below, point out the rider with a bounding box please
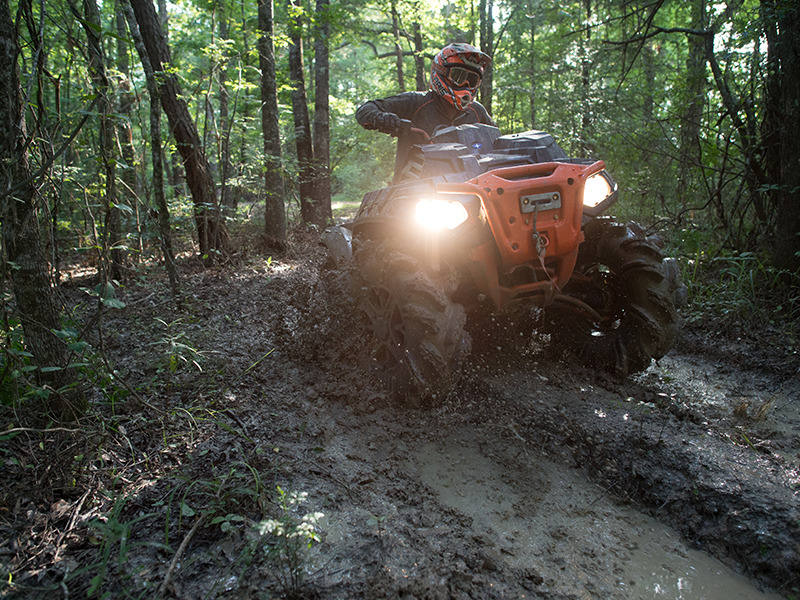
[356,42,495,180]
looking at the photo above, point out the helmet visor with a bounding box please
[448,66,481,88]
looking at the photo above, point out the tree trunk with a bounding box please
[0,0,79,418]
[80,0,122,280]
[528,0,536,127]
[642,40,655,125]
[122,0,179,298]
[115,2,140,258]
[580,0,591,152]
[479,0,494,115]
[257,0,287,247]
[287,2,318,226]
[413,20,425,91]
[129,0,229,258]
[677,0,706,202]
[761,0,800,270]
[218,14,234,214]
[390,0,405,92]
[313,0,331,223]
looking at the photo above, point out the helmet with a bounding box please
[430,43,491,111]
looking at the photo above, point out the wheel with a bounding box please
[353,239,470,402]
[546,218,679,376]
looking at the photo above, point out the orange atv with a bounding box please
[325,123,684,400]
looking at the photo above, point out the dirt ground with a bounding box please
[1,230,798,599]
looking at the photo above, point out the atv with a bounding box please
[325,123,683,400]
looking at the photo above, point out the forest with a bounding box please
[1,0,799,598]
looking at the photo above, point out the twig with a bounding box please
[0,427,80,437]
[159,514,206,596]
[53,487,93,562]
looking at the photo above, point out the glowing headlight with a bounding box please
[415,197,469,231]
[583,172,613,208]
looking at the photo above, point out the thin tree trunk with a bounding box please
[218,14,234,214]
[122,0,179,297]
[313,0,331,223]
[528,0,536,127]
[0,0,79,418]
[413,20,425,91]
[258,0,286,247]
[115,2,140,258]
[580,0,591,153]
[479,0,493,115]
[79,0,122,280]
[129,0,229,258]
[677,0,706,203]
[390,0,405,92]
[287,2,318,226]
[642,41,654,125]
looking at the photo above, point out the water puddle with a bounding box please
[412,429,783,599]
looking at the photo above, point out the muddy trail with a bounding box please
[2,234,798,599]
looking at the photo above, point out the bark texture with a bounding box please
[313,0,331,223]
[761,0,800,270]
[257,0,287,246]
[677,0,706,202]
[116,2,140,257]
[129,0,228,257]
[287,3,319,226]
[479,0,494,115]
[390,0,405,92]
[1,0,77,417]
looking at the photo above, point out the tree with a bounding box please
[129,0,229,258]
[75,0,123,280]
[313,0,332,221]
[479,0,494,115]
[115,2,142,259]
[677,0,707,203]
[258,0,287,246]
[1,0,77,417]
[122,0,179,298]
[287,1,320,226]
[761,0,800,270]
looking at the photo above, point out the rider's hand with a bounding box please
[394,119,431,145]
[407,126,430,145]
[375,112,401,134]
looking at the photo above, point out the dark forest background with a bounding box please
[1,0,799,416]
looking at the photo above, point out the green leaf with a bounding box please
[113,202,135,215]
[180,502,195,517]
[39,366,63,373]
[101,297,126,309]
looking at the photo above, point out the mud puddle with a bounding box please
[412,427,783,600]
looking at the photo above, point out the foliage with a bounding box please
[256,487,324,596]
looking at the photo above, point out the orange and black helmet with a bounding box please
[430,43,491,111]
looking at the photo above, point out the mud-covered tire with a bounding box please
[546,218,679,376]
[353,239,470,402]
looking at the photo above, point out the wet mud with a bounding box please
[3,238,797,599]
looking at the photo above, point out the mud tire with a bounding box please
[547,218,679,376]
[353,239,470,402]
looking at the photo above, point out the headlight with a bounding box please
[415,197,469,231]
[583,172,614,208]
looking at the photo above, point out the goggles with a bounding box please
[447,65,481,88]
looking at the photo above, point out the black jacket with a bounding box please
[356,90,495,180]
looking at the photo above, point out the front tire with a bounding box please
[354,239,470,402]
[547,218,679,376]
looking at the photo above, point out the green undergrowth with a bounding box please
[668,227,800,341]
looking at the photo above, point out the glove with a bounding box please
[395,119,430,145]
[375,112,401,134]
